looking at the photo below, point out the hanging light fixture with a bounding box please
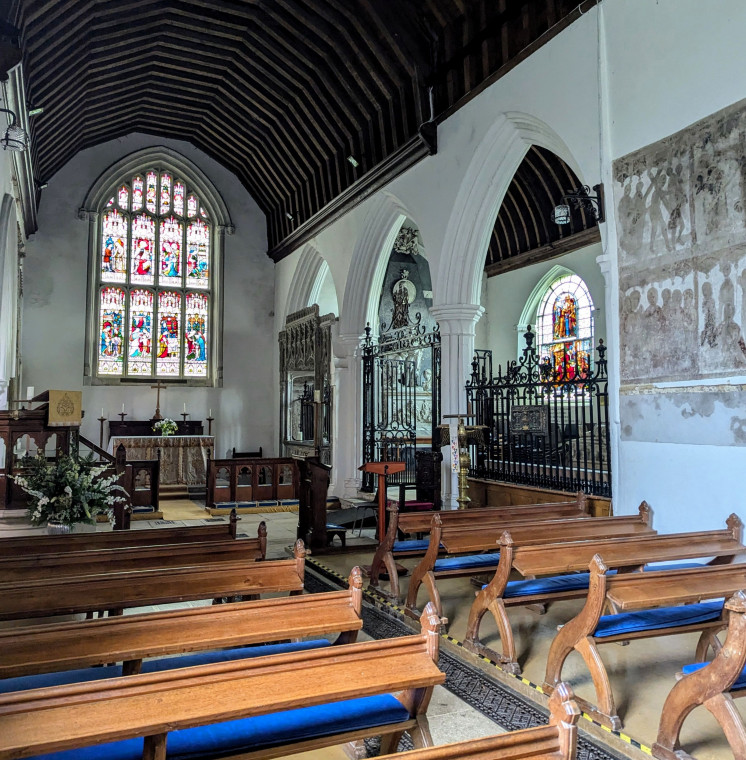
[0,108,27,152]
[552,183,605,225]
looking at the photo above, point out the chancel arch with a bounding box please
[81,147,233,387]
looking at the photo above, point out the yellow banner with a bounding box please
[48,390,83,427]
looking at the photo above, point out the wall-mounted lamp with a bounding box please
[285,212,294,221]
[28,107,44,117]
[0,108,27,152]
[347,155,359,168]
[552,183,605,225]
[34,178,48,190]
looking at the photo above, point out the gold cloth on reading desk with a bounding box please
[48,390,83,427]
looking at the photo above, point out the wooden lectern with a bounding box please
[358,461,406,542]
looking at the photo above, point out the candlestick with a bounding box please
[180,412,189,423]
[97,414,107,450]
[206,415,214,436]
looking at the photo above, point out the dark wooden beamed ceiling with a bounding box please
[7,0,596,255]
[485,146,600,277]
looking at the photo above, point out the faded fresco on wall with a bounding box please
[614,99,746,383]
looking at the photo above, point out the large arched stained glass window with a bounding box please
[536,274,594,382]
[95,169,212,379]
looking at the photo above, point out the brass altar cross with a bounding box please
[150,381,167,420]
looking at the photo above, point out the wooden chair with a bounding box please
[369,493,590,600]
[0,604,446,760]
[653,590,746,760]
[0,539,307,622]
[376,682,580,760]
[0,567,364,687]
[404,505,654,620]
[543,554,746,729]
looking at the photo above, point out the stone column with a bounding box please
[331,331,365,499]
[429,304,485,509]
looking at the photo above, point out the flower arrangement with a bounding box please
[153,418,178,436]
[13,453,127,528]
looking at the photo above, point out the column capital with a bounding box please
[429,303,485,335]
[333,332,364,360]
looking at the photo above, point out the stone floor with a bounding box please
[1,504,742,759]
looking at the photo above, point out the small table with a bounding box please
[110,435,214,486]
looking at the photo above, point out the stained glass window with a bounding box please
[93,165,214,380]
[536,274,594,382]
[98,287,126,375]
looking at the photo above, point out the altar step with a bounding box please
[159,485,191,501]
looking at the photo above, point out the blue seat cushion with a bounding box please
[503,572,591,598]
[393,539,431,553]
[594,600,724,638]
[434,552,500,571]
[681,661,746,691]
[643,562,706,572]
[1,640,330,694]
[29,694,410,760]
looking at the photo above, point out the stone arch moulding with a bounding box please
[339,193,415,339]
[283,244,334,323]
[79,146,234,232]
[436,112,585,311]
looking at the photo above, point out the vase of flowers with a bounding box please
[13,452,127,532]
[153,418,178,436]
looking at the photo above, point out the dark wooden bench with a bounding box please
[653,590,746,760]
[0,539,307,622]
[0,510,239,558]
[463,510,743,674]
[0,567,364,689]
[543,554,746,729]
[0,604,446,760]
[369,493,590,599]
[404,504,654,619]
[377,682,580,760]
[0,524,266,581]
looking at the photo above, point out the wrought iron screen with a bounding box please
[465,327,611,497]
[361,322,441,492]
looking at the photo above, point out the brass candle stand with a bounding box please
[440,414,486,510]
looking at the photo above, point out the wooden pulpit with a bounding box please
[358,461,406,542]
[296,456,332,551]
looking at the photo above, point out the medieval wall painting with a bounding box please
[614,98,746,384]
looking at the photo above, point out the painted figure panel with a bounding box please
[128,289,154,375]
[130,214,155,286]
[187,194,198,218]
[184,292,208,376]
[186,219,209,288]
[159,216,182,285]
[100,209,128,284]
[117,184,129,211]
[132,175,144,211]
[146,171,157,214]
[173,181,185,216]
[99,287,125,375]
[156,291,181,376]
[160,172,171,215]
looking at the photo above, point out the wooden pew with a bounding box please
[0,525,267,581]
[370,493,591,599]
[542,555,746,729]
[404,503,654,619]
[653,590,746,760]
[376,682,580,760]
[0,510,239,558]
[464,513,744,674]
[0,567,364,686]
[0,539,307,622]
[0,605,446,760]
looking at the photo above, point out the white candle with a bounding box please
[121,403,125,413]
[27,386,34,400]
[209,409,212,417]
[183,402,187,412]
[101,408,105,418]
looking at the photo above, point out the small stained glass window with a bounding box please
[536,274,594,383]
[93,165,215,380]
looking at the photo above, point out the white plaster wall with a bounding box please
[21,133,274,458]
[601,0,746,526]
[482,243,606,369]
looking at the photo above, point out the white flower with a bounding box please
[64,485,73,496]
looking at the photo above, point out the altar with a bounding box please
[110,435,214,486]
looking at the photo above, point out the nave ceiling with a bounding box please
[4,0,595,256]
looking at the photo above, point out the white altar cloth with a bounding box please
[109,435,214,486]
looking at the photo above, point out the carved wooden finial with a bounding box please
[639,500,652,525]
[499,531,514,547]
[432,512,442,528]
[727,513,743,541]
[548,681,581,725]
[589,553,608,575]
[257,520,267,537]
[293,538,307,559]
[725,590,746,614]
[349,566,363,590]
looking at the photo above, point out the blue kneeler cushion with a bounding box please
[593,600,724,639]
[681,661,746,691]
[29,695,411,760]
[0,640,331,694]
[433,552,500,571]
